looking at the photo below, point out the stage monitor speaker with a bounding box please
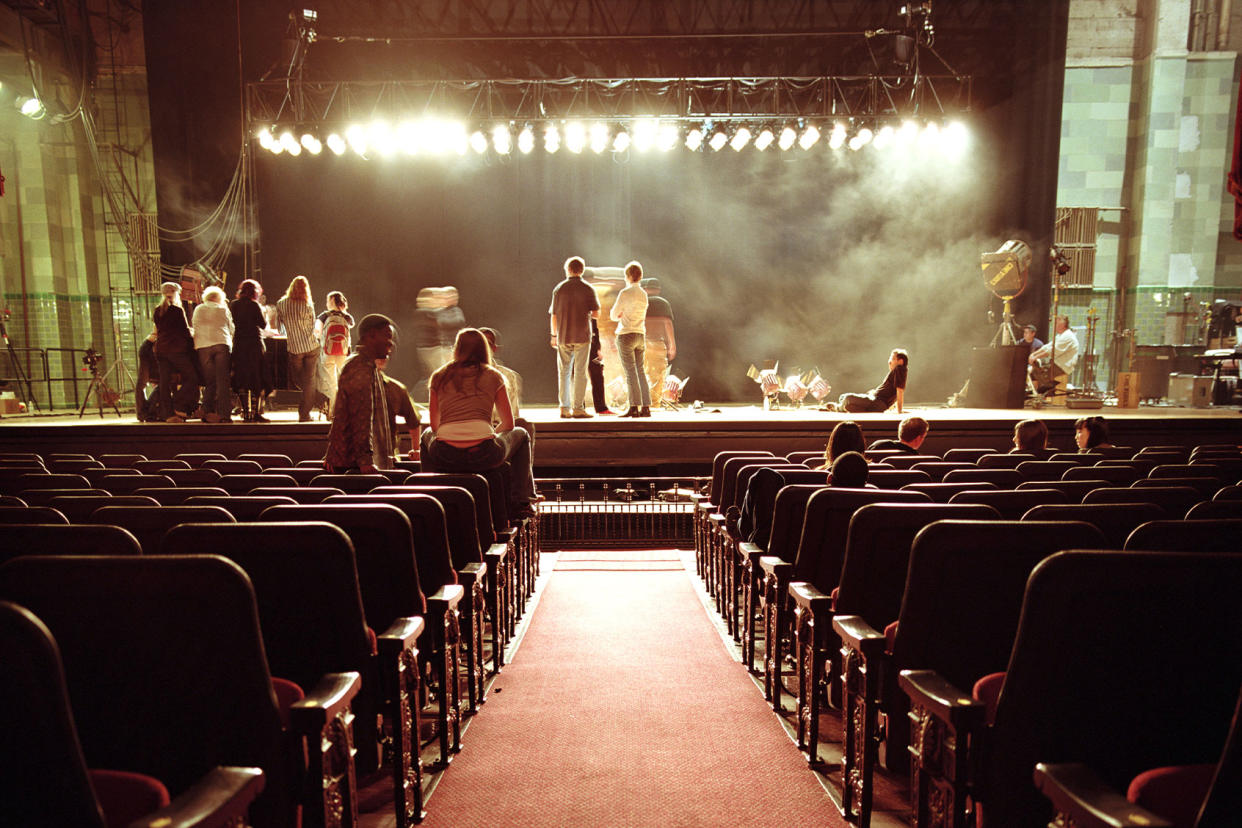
[970,345,1027,409]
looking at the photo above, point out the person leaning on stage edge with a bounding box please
[867,415,928,454]
[275,274,319,422]
[549,256,600,418]
[610,261,652,418]
[323,314,397,474]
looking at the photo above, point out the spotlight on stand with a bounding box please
[747,362,783,411]
[981,238,1032,346]
[807,373,833,404]
[783,374,809,407]
[662,374,688,409]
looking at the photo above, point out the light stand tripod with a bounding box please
[989,296,1021,347]
[78,349,123,419]
[0,317,40,413]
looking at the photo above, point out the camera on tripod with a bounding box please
[82,347,102,371]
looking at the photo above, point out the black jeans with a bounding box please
[157,349,200,418]
[421,427,537,506]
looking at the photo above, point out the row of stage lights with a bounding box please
[255,118,969,159]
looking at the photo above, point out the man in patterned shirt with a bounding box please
[323,314,396,473]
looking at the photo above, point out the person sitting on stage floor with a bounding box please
[478,326,536,447]
[1012,418,1049,454]
[867,415,928,454]
[838,349,908,414]
[827,451,870,488]
[323,314,397,473]
[818,420,866,470]
[1028,315,1079,403]
[421,327,539,518]
[1075,416,1112,452]
[376,357,421,461]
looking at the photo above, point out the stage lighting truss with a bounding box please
[248,73,970,160]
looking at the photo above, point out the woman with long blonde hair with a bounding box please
[421,327,539,517]
[275,274,318,421]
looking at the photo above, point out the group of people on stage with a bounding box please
[145,274,358,424]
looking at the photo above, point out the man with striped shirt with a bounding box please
[276,274,319,422]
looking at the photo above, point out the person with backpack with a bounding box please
[316,290,355,413]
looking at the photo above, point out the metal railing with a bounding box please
[536,477,706,551]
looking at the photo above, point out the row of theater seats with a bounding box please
[0,449,541,828]
[690,445,1242,828]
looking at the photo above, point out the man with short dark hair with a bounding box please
[549,256,600,418]
[867,415,929,454]
[839,349,909,414]
[323,314,396,473]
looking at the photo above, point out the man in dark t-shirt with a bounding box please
[867,415,928,453]
[839,349,908,414]
[548,256,600,417]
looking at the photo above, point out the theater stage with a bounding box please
[1,403,1238,476]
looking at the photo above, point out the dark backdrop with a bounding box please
[145,0,1069,404]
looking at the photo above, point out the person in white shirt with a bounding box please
[609,261,652,417]
[1028,315,1079,404]
[191,285,235,423]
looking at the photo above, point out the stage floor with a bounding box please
[2,401,1238,473]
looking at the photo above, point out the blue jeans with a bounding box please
[197,344,231,418]
[556,341,591,411]
[616,332,651,409]
[420,427,537,506]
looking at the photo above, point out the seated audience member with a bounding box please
[827,451,870,487]
[1012,418,1049,454]
[818,421,867,470]
[376,357,421,461]
[838,349,908,414]
[1075,416,1112,452]
[867,415,929,454]
[420,327,539,517]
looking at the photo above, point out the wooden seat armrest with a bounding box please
[457,561,487,583]
[1033,762,1174,828]
[708,511,727,528]
[833,614,886,658]
[426,584,465,611]
[127,767,265,828]
[758,555,792,579]
[289,671,362,734]
[788,580,833,612]
[485,541,508,563]
[898,669,985,731]
[738,541,764,564]
[376,616,425,654]
[495,527,518,544]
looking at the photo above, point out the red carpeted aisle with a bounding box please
[419,552,841,828]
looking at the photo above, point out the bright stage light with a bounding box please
[346,124,368,156]
[493,125,513,154]
[730,126,751,151]
[589,122,609,154]
[469,129,488,154]
[777,125,797,151]
[326,133,346,155]
[708,127,728,152]
[301,133,322,154]
[656,122,679,151]
[256,127,275,151]
[848,127,873,151]
[396,121,419,154]
[828,122,847,150]
[367,122,395,157]
[543,124,560,153]
[279,131,301,156]
[565,121,586,153]
[918,121,940,150]
[874,124,895,149]
[941,121,969,159]
[897,119,920,147]
[685,126,704,151]
[518,125,535,154]
[754,127,775,151]
[612,128,631,153]
[633,118,658,152]
[798,124,820,150]
[18,96,44,118]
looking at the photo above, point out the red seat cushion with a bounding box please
[1127,764,1217,828]
[89,768,171,828]
[884,620,898,654]
[272,676,306,730]
[972,671,1005,726]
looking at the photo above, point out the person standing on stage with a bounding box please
[323,314,396,473]
[1028,315,1079,403]
[230,279,272,422]
[275,274,318,422]
[838,349,908,414]
[152,281,200,423]
[316,290,354,412]
[641,277,676,408]
[610,261,651,418]
[191,285,234,423]
[549,256,600,418]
